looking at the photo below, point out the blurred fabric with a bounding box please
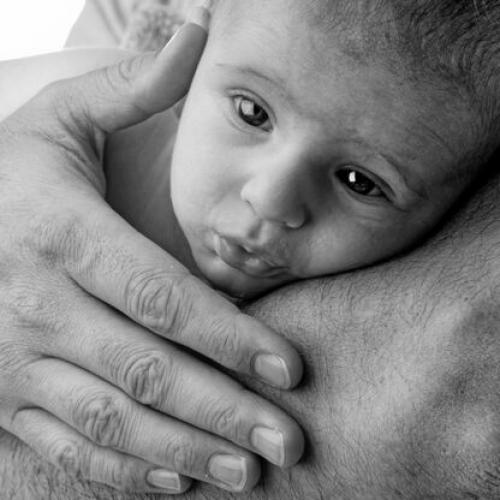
[66,0,194,50]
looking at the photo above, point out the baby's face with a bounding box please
[171,0,477,298]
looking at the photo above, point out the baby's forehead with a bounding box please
[212,0,396,61]
[209,0,486,185]
[211,0,431,117]
[212,2,361,80]
[210,2,464,115]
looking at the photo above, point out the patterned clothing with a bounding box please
[66,0,194,51]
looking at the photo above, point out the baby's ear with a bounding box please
[173,97,187,119]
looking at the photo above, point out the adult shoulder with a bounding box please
[241,167,500,498]
[2,173,500,498]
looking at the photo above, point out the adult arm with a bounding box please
[2,162,498,498]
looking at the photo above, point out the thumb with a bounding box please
[70,6,209,133]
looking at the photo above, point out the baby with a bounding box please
[1,0,499,492]
[4,0,500,304]
[139,0,499,299]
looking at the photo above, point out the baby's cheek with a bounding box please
[301,220,403,275]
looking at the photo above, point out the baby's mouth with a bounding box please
[213,233,287,278]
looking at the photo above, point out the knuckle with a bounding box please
[106,460,140,493]
[6,281,60,334]
[108,57,139,90]
[33,210,107,282]
[73,392,127,448]
[204,400,241,439]
[48,439,89,479]
[125,269,192,336]
[105,459,163,493]
[32,211,88,269]
[122,350,178,407]
[163,436,197,473]
[204,313,244,367]
[101,55,154,121]
[100,63,131,107]
[0,214,89,335]
[7,283,48,322]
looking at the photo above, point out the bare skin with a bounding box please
[1,4,499,497]
[0,19,305,495]
[1,33,499,494]
[1,161,500,498]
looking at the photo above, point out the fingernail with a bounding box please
[186,3,211,30]
[250,426,285,466]
[253,353,291,388]
[146,469,181,491]
[208,454,247,491]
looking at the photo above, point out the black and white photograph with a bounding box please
[0,1,499,498]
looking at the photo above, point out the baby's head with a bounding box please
[171,0,500,298]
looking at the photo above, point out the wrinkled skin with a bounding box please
[2,171,500,499]
[0,21,308,496]
[2,58,500,498]
[1,7,500,499]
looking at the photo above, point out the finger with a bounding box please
[60,204,303,389]
[50,288,304,467]
[8,408,192,494]
[24,358,261,493]
[57,7,209,134]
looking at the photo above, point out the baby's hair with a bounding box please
[391,1,500,122]
[211,0,500,167]
[214,1,500,113]
[304,0,500,159]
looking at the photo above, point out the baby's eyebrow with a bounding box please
[343,136,428,200]
[217,63,429,201]
[215,62,295,102]
[378,151,428,200]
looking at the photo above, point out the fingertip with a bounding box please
[207,453,261,493]
[243,314,303,389]
[146,470,192,494]
[176,475,194,494]
[160,17,209,68]
[186,3,212,31]
[250,421,305,468]
[283,345,304,389]
[283,422,306,468]
[252,345,303,390]
[244,455,262,492]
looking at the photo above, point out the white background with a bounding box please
[0,0,85,60]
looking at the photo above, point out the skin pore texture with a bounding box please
[2,161,500,499]
[66,1,500,491]
[169,0,484,299]
[3,1,500,498]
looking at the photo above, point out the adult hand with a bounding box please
[0,7,303,495]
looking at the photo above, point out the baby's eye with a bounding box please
[234,96,270,128]
[336,168,384,197]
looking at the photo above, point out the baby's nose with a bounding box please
[240,168,307,229]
